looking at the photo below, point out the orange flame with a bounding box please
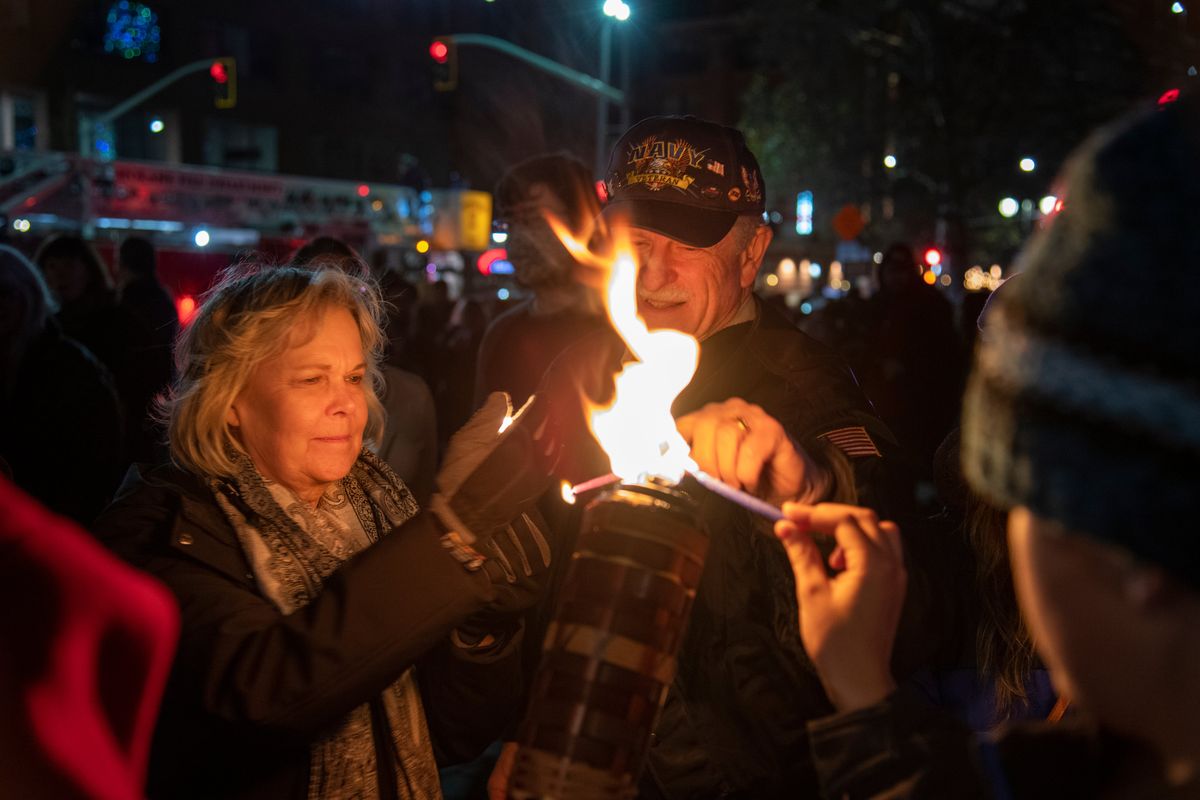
[548,215,700,484]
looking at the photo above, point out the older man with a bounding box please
[492,116,916,799]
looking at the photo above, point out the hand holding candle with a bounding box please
[774,502,906,712]
[677,398,830,508]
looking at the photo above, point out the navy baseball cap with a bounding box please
[602,115,766,248]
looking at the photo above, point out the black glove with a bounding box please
[430,391,560,546]
[480,508,553,611]
[451,508,554,649]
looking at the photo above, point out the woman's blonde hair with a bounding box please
[166,262,387,479]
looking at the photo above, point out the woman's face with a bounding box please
[227,306,367,504]
[1007,506,1178,741]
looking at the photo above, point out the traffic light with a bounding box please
[210,58,236,109]
[923,247,942,267]
[430,37,457,91]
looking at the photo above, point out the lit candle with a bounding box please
[688,469,785,522]
[561,472,621,504]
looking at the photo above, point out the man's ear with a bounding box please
[739,224,774,289]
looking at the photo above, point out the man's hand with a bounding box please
[488,741,519,800]
[677,398,828,506]
[774,503,906,713]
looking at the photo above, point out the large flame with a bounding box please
[549,216,700,484]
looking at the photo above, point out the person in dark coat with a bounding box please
[474,152,610,411]
[37,234,163,465]
[856,242,965,496]
[773,94,1200,798]
[116,236,178,364]
[0,244,124,523]
[94,262,560,800]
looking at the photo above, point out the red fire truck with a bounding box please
[1,151,498,319]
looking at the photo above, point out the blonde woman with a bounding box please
[95,263,557,800]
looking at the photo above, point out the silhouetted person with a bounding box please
[411,279,452,385]
[858,243,964,496]
[291,235,361,270]
[0,245,124,523]
[117,236,178,363]
[379,270,422,374]
[438,298,488,446]
[37,234,163,466]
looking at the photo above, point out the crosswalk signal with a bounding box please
[430,38,457,91]
[210,58,236,109]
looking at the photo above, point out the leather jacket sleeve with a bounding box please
[807,690,991,799]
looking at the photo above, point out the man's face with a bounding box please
[629,223,763,339]
[504,183,575,288]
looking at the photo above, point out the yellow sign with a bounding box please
[458,190,493,251]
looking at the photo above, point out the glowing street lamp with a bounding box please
[603,0,631,20]
[883,154,897,169]
[998,197,1020,218]
[1019,157,1037,172]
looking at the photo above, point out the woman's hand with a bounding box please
[774,502,906,712]
[677,399,829,506]
[431,391,560,545]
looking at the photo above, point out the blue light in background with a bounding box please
[104,1,161,63]
[795,190,813,236]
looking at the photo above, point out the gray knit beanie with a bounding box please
[962,94,1200,589]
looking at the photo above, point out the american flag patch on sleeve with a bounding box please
[818,426,882,458]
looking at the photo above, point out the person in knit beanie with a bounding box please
[766,93,1200,798]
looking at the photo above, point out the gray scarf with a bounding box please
[212,448,441,800]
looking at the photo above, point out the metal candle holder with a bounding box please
[508,478,709,800]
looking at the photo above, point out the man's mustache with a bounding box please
[638,291,688,305]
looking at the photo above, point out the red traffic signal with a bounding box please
[429,38,457,91]
[923,247,942,267]
[210,58,236,108]
[1159,88,1181,106]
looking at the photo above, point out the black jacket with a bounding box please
[808,690,1195,799]
[535,299,923,799]
[94,464,523,800]
[0,320,124,524]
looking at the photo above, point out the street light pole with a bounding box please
[595,20,613,177]
[597,0,631,175]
